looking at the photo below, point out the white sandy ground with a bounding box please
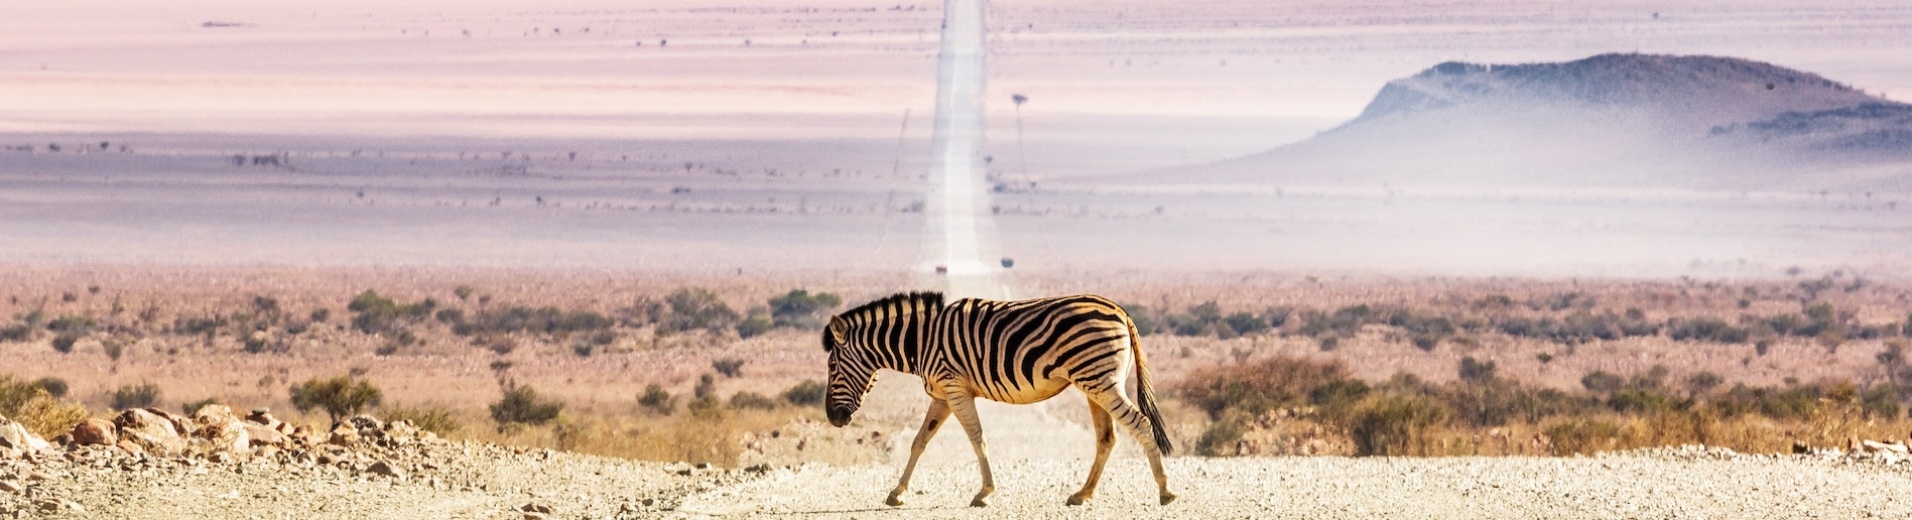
[15,374,1912,519]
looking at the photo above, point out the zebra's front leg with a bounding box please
[945,391,994,507]
[886,399,950,507]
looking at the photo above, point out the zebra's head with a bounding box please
[823,316,875,427]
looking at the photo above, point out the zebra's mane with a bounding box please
[840,291,945,322]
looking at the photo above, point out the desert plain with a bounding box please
[4,0,1912,518]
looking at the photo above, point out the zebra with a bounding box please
[822,291,1176,507]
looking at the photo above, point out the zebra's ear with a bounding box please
[822,317,847,352]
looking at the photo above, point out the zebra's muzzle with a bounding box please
[827,406,852,427]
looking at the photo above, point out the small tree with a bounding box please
[111,381,161,410]
[1458,357,1497,382]
[50,332,81,354]
[712,357,747,378]
[289,375,383,424]
[693,373,716,399]
[781,380,826,406]
[639,384,675,415]
[31,377,68,398]
[766,289,842,329]
[490,383,563,430]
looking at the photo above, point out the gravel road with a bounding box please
[681,448,1912,519]
[9,388,1912,519]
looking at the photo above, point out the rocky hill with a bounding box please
[1135,54,1912,193]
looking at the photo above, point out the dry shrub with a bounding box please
[1545,418,1623,455]
[385,404,463,435]
[465,407,810,467]
[1178,356,1354,419]
[1347,393,1445,456]
[15,394,89,439]
[111,381,161,410]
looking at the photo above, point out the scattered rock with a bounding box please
[244,408,282,430]
[114,408,185,456]
[349,415,384,433]
[67,418,116,447]
[329,424,360,446]
[368,460,406,480]
[0,480,22,493]
[192,405,252,456]
[242,423,285,448]
[521,502,553,513]
[0,417,51,453]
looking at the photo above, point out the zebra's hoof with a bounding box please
[969,496,990,507]
[884,494,905,507]
[1066,492,1092,506]
[1159,492,1178,506]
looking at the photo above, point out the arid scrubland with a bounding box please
[4,266,1910,468]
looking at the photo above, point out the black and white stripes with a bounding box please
[822,291,1177,507]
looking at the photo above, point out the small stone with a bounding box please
[348,415,383,433]
[244,423,286,448]
[521,502,553,514]
[368,460,406,480]
[0,481,22,493]
[328,425,359,447]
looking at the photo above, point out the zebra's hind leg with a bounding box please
[945,391,995,507]
[1082,383,1177,505]
[887,399,950,507]
[1067,395,1116,506]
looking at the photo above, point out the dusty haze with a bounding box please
[3,0,1911,275]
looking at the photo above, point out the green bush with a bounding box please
[1223,312,1268,336]
[1458,357,1496,382]
[728,391,778,410]
[1685,372,1725,396]
[1194,416,1246,456]
[1545,418,1622,455]
[0,376,50,416]
[346,290,436,334]
[182,397,221,416]
[490,383,563,429]
[384,404,463,434]
[712,358,747,378]
[686,394,724,419]
[767,289,842,329]
[659,288,739,335]
[453,305,612,338]
[693,373,716,399]
[639,384,676,414]
[111,381,161,410]
[1581,371,1624,394]
[290,375,382,423]
[1666,317,1750,344]
[30,377,67,399]
[1177,356,1355,420]
[50,332,81,354]
[736,312,774,339]
[1347,394,1444,456]
[1446,379,1585,428]
[0,323,31,342]
[45,315,95,334]
[1122,303,1158,336]
[1297,304,1374,338]
[781,380,826,406]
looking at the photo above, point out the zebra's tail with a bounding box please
[1127,318,1174,456]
